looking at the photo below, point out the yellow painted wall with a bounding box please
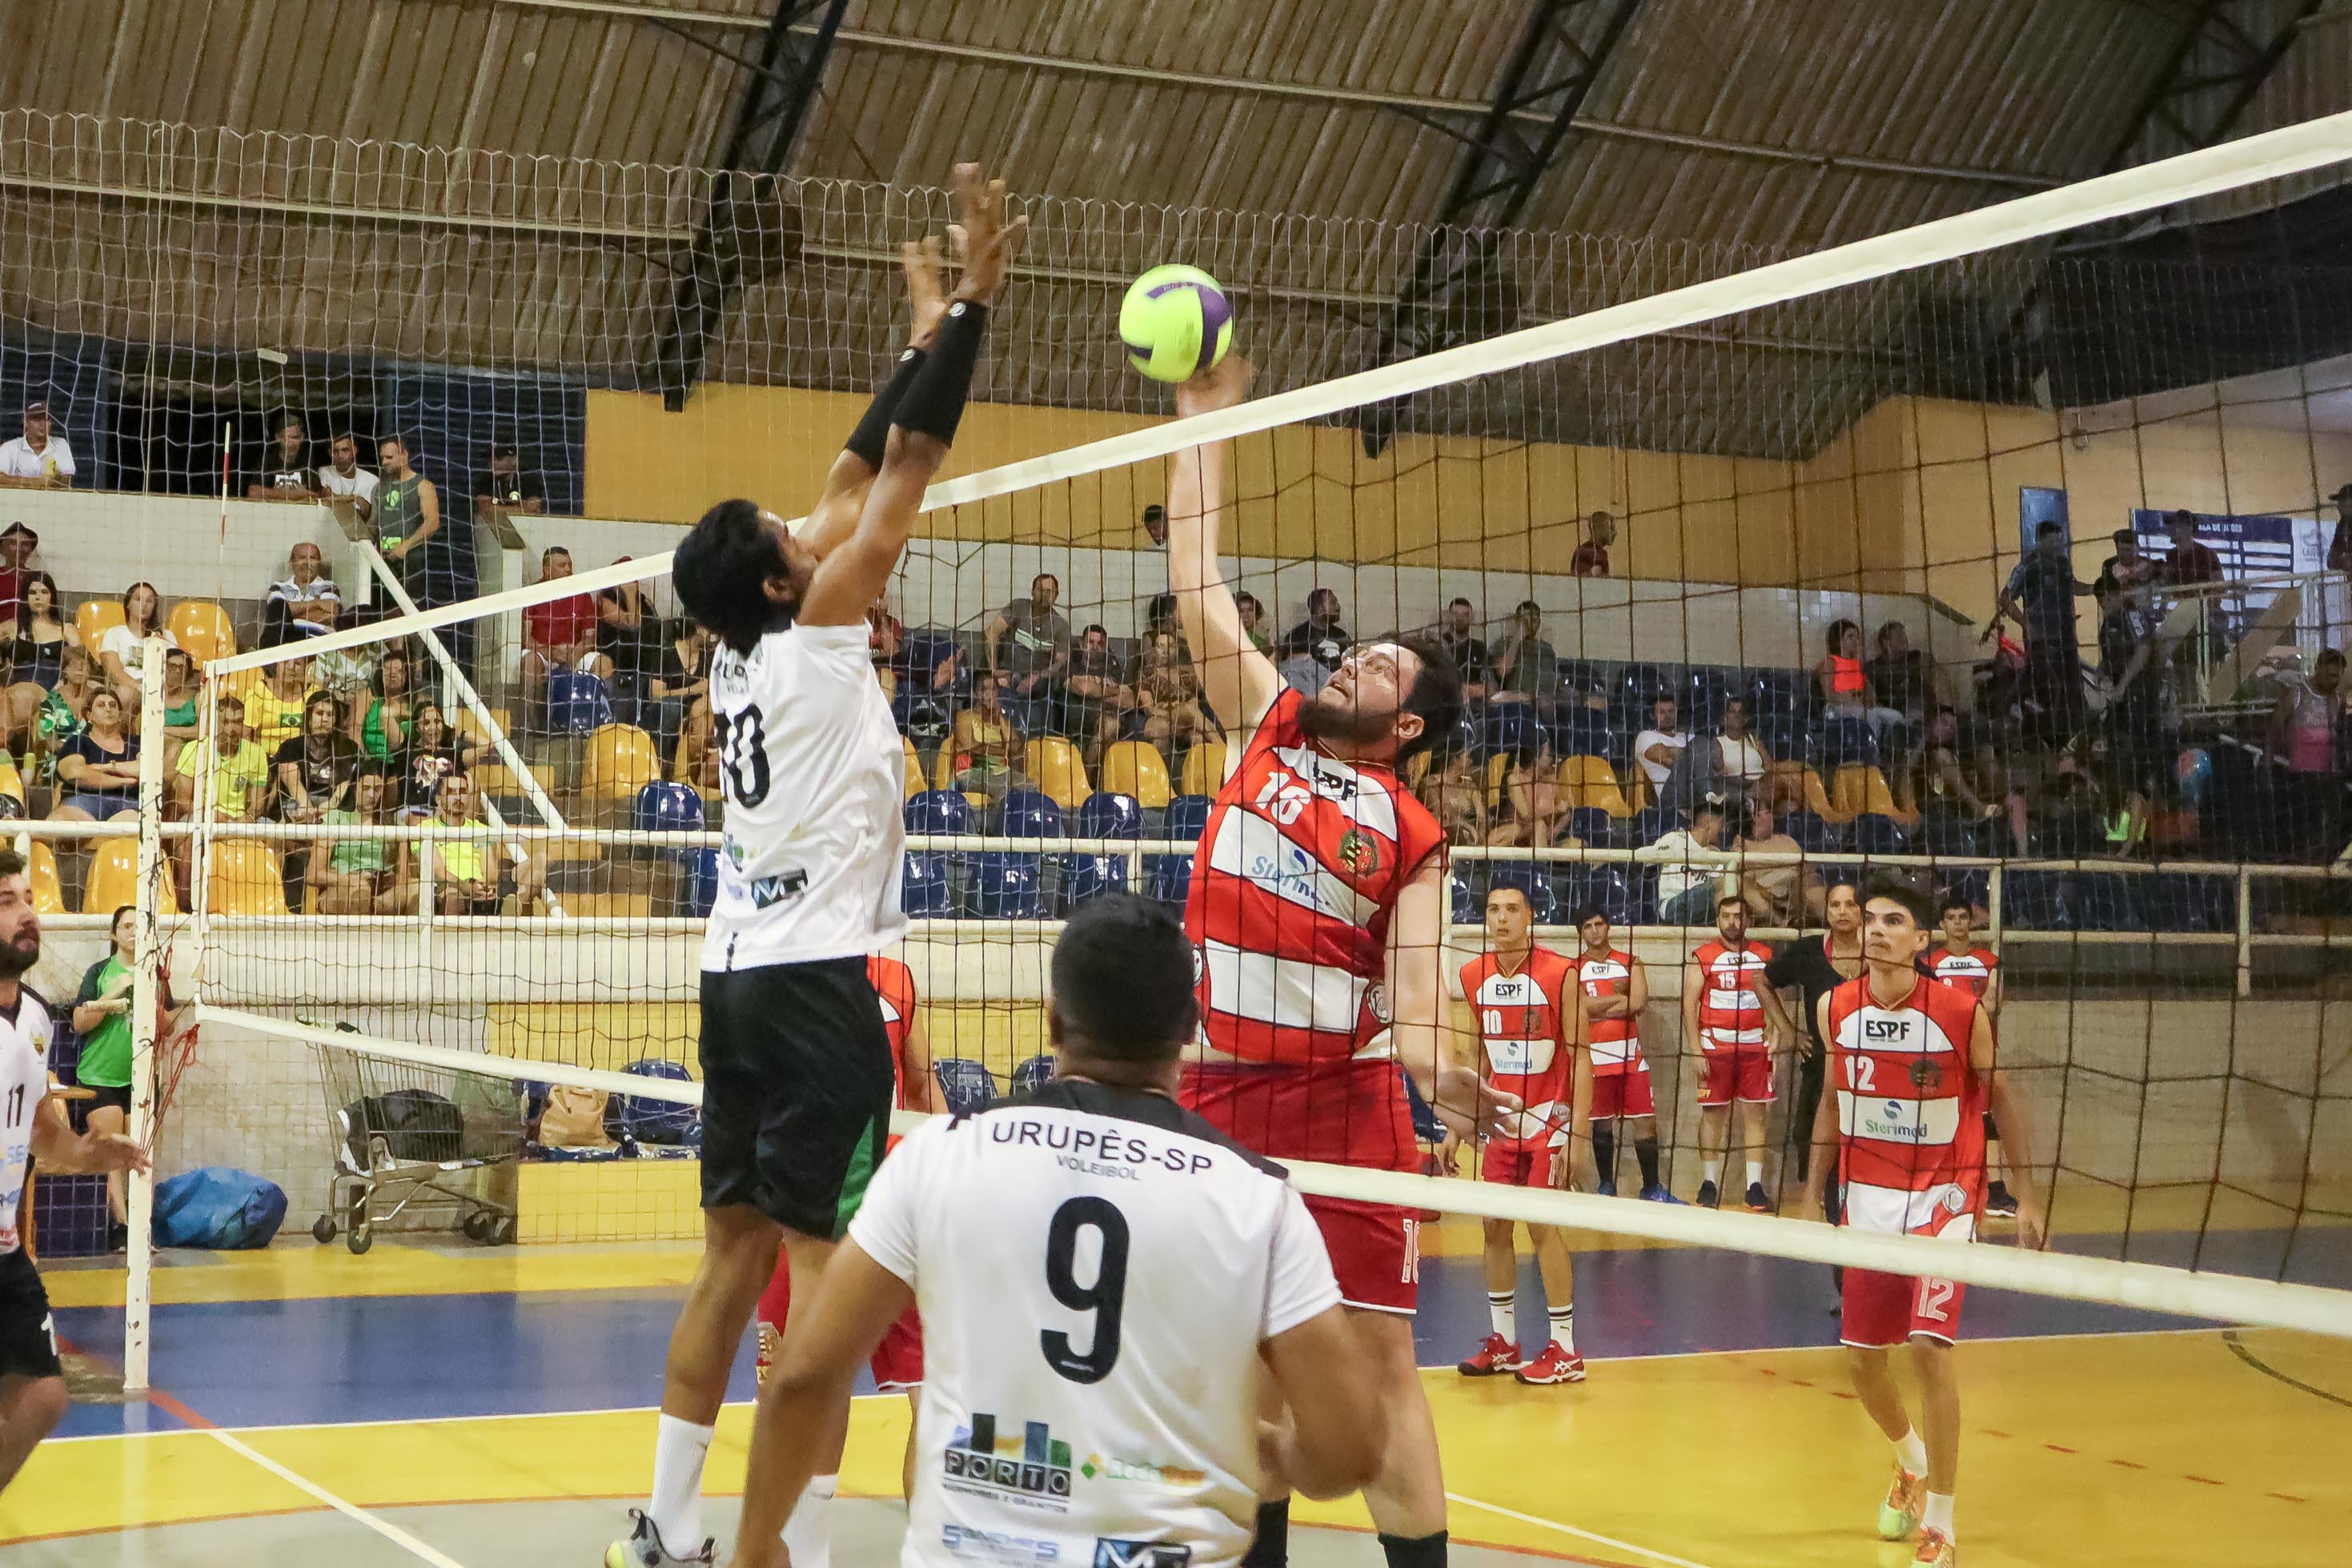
[587,385,2352,620]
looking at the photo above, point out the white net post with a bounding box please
[122,633,170,1393]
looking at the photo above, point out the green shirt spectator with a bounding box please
[73,952,134,1089]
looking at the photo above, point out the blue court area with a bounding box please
[51,1239,2210,1440]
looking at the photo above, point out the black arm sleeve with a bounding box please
[844,346,930,470]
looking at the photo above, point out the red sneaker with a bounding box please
[1911,1526,1956,1566]
[1511,1341,1587,1385]
[1456,1333,1519,1376]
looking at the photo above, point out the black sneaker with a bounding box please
[605,1510,713,1567]
[1696,1179,1720,1209]
[1744,1181,1772,1213]
[1984,1182,2020,1220]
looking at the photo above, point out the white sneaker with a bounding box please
[606,1509,714,1567]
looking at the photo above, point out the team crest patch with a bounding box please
[1907,1058,1943,1093]
[1335,828,1379,876]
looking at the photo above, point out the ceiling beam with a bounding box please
[646,0,848,410]
[2103,0,2330,171]
[1359,0,1647,455]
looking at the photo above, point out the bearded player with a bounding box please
[1684,893,1776,1212]
[1455,885,1591,1386]
[1803,880,2044,1568]
[1927,896,2018,1220]
[1165,355,1511,1568]
[753,952,933,1498]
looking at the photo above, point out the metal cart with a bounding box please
[308,1040,525,1253]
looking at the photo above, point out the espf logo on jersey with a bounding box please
[945,1414,1075,1511]
[1862,1017,1913,1046]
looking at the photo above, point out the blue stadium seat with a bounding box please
[901,852,956,917]
[1484,860,1563,924]
[905,789,973,836]
[2071,874,2146,932]
[1010,1054,1055,1097]
[933,1059,999,1115]
[1749,670,1801,716]
[1066,793,1145,905]
[1567,806,1618,848]
[1759,713,1812,764]
[687,848,720,919]
[1782,808,1832,852]
[1147,794,1214,906]
[2004,869,2073,931]
[1451,870,1480,926]
[1819,715,1877,768]
[997,789,1065,840]
[1573,866,1638,928]
[2148,872,2230,932]
[966,853,1046,919]
[1852,813,1912,860]
[1553,709,1614,760]
[632,782,704,836]
[547,669,612,733]
[1485,702,1547,759]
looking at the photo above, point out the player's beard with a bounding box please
[1297,691,1395,748]
[0,931,39,979]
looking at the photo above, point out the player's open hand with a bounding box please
[2014,1196,2048,1252]
[944,162,1026,307]
[901,235,947,348]
[1175,353,1254,419]
[84,1133,151,1177]
[1433,1064,1519,1142]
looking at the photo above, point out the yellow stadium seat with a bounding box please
[0,760,22,812]
[902,737,925,800]
[26,843,61,915]
[583,724,661,800]
[473,759,558,799]
[167,601,237,665]
[1179,740,1230,797]
[82,840,178,916]
[74,598,126,652]
[1561,757,1637,818]
[1483,752,1511,811]
[1100,740,1172,810]
[1403,751,1431,793]
[1803,766,1852,824]
[206,840,287,916]
[1029,736,1091,812]
[451,705,516,745]
[1859,765,1916,824]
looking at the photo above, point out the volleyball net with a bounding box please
[13,103,2350,1388]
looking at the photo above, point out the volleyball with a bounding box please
[1119,264,1233,382]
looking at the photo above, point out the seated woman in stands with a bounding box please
[313,761,415,914]
[423,770,544,916]
[27,643,96,784]
[352,649,417,760]
[1487,742,1567,850]
[96,581,177,715]
[48,686,141,832]
[1416,747,1487,847]
[1812,619,1907,740]
[2,571,74,753]
[1130,628,1212,758]
[389,700,487,819]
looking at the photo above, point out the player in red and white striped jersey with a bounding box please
[1571,908,1677,1201]
[1803,881,2043,1568]
[1454,885,1591,1386]
[1163,355,1512,1568]
[1681,892,1776,1212]
[1928,896,2017,1219]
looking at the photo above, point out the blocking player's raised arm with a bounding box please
[1166,354,1281,740]
[802,163,1025,628]
[797,237,949,564]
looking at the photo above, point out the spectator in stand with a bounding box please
[1632,693,1688,794]
[1813,620,1907,739]
[247,417,322,500]
[1967,736,2032,857]
[317,433,379,521]
[952,672,1034,802]
[1908,710,1998,852]
[1432,597,1490,700]
[473,444,545,517]
[1997,521,2092,741]
[2095,571,2161,778]
[375,435,452,608]
[424,771,542,916]
[1490,600,1560,707]
[0,403,73,488]
[168,692,268,891]
[596,567,660,718]
[0,523,38,624]
[1571,510,1615,576]
[2163,509,2223,587]
[1278,587,1350,678]
[1131,628,1211,756]
[520,547,602,722]
[1865,620,1932,722]
[1488,743,1565,849]
[1061,624,1132,767]
[1710,696,1771,805]
[391,700,482,817]
[351,649,416,760]
[96,583,176,712]
[313,762,415,915]
[2270,648,2346,863]
[1141,503,1168,547]
[158,648,203,752]
[2,570,73,744]
[70,904,142,1241]
[1648,796,1747,927]
[48,687,140,828]
[1233,591,1270,654]
[271,692,358,824]
[641,618,712,765]
[2330,483,2352,633]
[1734,800,1812,926]
[891,624,966,752]
[263,542,340,645]
[1418,747,1487,847]
[29,644,96,780]
[239,654,313,752]
[2095,527,2154,603]
[866,596,903,696]
[987,572,1071,728]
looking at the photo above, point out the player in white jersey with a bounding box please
[613,164,1026,1568]
[737,895,1385,1568]
[0,848,147,1498]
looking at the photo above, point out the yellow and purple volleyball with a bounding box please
[1118,264,1234,383]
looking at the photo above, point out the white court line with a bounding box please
[199,1425,475,1568]
[1446,1491,1720,1568]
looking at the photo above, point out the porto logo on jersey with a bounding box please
[1094,1542,1193,1568]
[1335,827,1380,876]
[945,1414,1075,1510]
[1908,1058,1943,1093]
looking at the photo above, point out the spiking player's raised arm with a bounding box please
[1165,354,1282,746]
